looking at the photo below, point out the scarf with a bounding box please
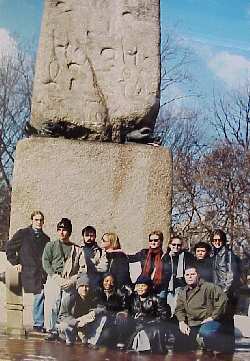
[142,247,163,286]
[168,252,185,293]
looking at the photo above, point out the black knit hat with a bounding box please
[135,275,153,287]
[57,218,72,235]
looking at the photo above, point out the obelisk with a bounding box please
[6,0,172,334]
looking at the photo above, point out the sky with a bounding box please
[0,0,249,106]
[161,0,250,100]
[0,0,43,43]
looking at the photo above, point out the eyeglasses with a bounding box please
[149,238,160,242]
[212,238,222,242]
[171,243,182,247]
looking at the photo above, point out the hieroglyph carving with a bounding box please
[31,0,160,142]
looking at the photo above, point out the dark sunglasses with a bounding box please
[149,238,160,242]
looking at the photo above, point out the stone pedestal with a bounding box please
[6,137,172,333]
[234,315,250,338]
[10,138,172,250]
[5,265,25,337]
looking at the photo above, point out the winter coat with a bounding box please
[105,250,132,288]
[6,226,50,293]
[92,287,126,316]
[129,292,171,323]
[128,292,171,353]
[87,287,127,347]
[175,279,228,327]
[162,250,195,292]
[79,243,108,287]
[42,239,83,289]
[59,291,97,321]
[195,257,213,283]
[211,246,242,295]
[128,248,170,293]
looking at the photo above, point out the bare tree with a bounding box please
[199,143,250,242]
[208,83,250,242]
[155,30,209,244]
[0,41,34,190]
[160,32,194,106]
[158,50,250,246]
[155,106,209,245]
[155,107,206,155]
[0,39,34,243]
[213,83,250,151]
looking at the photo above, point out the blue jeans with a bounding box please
[198,320,221,350]
[51,290,73,333]
[173,320,223,352]
[33,290,45,327]
[58,319,77,343]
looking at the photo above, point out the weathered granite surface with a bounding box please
[10,138,172,252]
[31,0,160,142]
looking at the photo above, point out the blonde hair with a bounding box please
[30,210,44,221]
[102,232,121,250]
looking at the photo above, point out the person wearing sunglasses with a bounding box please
[127,231,169,297]
[210,228,242,353]
[162,234,194,315]
[211,229,242,297]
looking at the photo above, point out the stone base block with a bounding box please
[234,315,250,338]
[10,138,172,251]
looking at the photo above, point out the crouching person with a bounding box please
[128,275,171,354]
[87,273,128,349]
[58,273,96,346]
[173,265,228,353]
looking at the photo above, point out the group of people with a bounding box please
[6,210,244,354]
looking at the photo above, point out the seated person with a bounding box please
[87,273,127,349]
[193,241,213,282]
[58,273,97,346]
[127,275,171,354]
[174,265,228,353]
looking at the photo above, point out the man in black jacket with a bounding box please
[194,241,213,282]
[6,210,50,332]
